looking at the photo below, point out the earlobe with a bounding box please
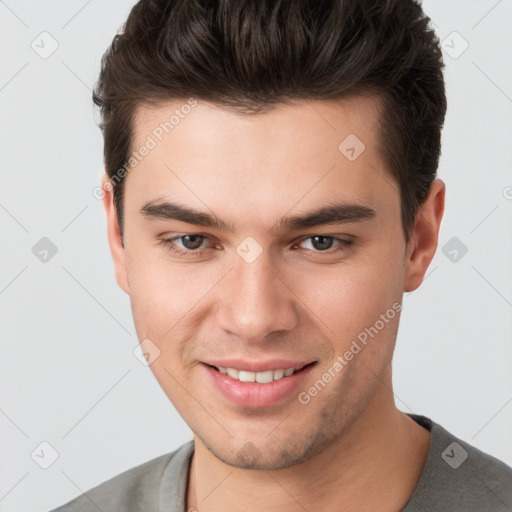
[101,173,130,295]
[404,179,445,292]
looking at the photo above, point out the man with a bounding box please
[50,0,512,510]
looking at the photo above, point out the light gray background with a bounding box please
[1,1,511,511]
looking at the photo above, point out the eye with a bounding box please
[159,234,214,257]
[173,234,207,250]
[158,233,354,259]
[295,235,354,253]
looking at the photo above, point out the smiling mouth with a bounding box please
[205,362,317,384]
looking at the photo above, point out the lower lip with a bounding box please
[201,362,316,408]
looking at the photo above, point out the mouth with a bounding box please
[205,362,316,383]
[201,361,318,408]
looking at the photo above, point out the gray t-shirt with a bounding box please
[48,414,512,511]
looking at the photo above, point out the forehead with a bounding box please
[125,96,398,232]
[131,95,382,162]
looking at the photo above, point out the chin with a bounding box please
[200,429,333,470]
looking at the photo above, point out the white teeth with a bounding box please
[238,371,256,382]
[273,369,284,380]
[256,370,274,383]
[226,368,239,379]
[216,366,297,383]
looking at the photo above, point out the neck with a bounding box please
[186,374,430,512]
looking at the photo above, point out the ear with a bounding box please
[404,178,445,292]
[101,173,130,294]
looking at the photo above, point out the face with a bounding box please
[103,96,441,470]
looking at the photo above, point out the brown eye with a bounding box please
[178,235,206,250]
[309,235,335,251]
[159,234,212,258]
[297,236,353,253]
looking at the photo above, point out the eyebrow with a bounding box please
[140,199,376,233]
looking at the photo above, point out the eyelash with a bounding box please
[158,234,354,258]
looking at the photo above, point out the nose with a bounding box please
[215,250,299,343]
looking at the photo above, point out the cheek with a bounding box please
[125,248,191,335]
[293,245,404,347]
[125,245,227,344]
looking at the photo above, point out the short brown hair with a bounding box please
[93,0,446,243]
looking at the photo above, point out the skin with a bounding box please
[102,96,445,511]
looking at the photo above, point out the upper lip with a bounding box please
[203,359,315,373]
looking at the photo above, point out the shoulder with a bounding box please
[405,415,512,511]
[47,440,194,512]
